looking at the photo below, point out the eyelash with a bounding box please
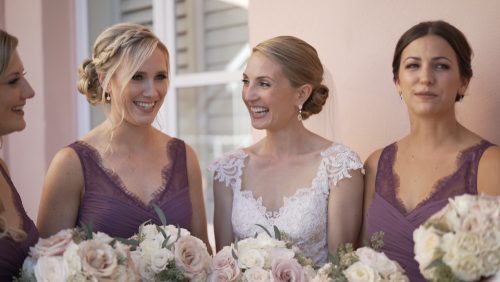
[131,74,168,81]
[241,79,271,88]
[7,72,27,85]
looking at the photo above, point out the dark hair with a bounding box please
[392,20,473,101]
[253,36,329,120]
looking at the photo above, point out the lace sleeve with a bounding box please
[208,150,247,191]
[322,144,363,189]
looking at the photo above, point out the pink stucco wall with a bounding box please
[249,1,500,160]
[2,0,78,219]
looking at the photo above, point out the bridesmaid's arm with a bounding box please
[359,149,382,244]
[327,168,364,253]
[37,147,83,238]
[185,144,212,254]
[477,146,500,196]
[213,176,234,252]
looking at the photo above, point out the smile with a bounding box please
[134,101,156,109]
[250,106,269,114]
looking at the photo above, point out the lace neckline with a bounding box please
[390,140,489,216]
[0,164,28,231]
[236,143,336,220]
[75,139,178,209]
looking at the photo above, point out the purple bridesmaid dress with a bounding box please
[366,140,493,282]
[0,165,39,280]
[69,138,192,239]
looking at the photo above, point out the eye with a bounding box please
[435,63,450,70]
[7,77,20,85]
[241,79,249,86]
[155,73,168,80]
[405,63,419,70]
[258,81,271,87]
[131,74,143,81]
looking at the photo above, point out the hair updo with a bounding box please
[77,23,169,105]
[253,36,329,120]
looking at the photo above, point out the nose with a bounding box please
[242,83,257,103]
[419,65,434,85]
[21,78,35,99]
[143,80,155,97]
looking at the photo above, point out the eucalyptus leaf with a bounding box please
[255,224,272,237]
[152,203,167,226]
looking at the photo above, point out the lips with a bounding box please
[249,106,269,118]
[133,101,156,112]
[414,91,437,98]
[11,105,25,115]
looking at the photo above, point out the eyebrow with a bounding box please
[242,73,274,81]
[403,56,452,63]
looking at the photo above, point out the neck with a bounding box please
[103,119,156,149]
[406,112,464,150]
[260,122,313,158]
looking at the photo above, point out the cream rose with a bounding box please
[30,228,74,258]
[174,235,210,279]
[480,249,500,277]
[150,247,174,273]
[208,246,240,281]
[445,254,482,281]
[34,256,67,282]
[413,226,442,270]
[270,258,307,282]
[343,261,380,282]
[242,266,271,282]
[78,240,118,279]
[356,247,400,277]
[238,247,266,269]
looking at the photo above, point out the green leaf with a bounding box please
[152,203,167,226]
[273,225,282,240]
[255,224,272,237]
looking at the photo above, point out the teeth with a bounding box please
[250,106,268,113]
[12,106,24,111]
[134,101,155,109]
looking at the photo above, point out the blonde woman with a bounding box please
[37,23,210,250]
[210,36,364,266]
[0,29,38,279]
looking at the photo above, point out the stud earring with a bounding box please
[297,104,303,121]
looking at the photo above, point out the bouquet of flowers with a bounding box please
[208,225,316,281]
[17,227,137,281]
[312,232,408,282]
[128,223,211,281]
[413,194,500,282]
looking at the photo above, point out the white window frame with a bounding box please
[152,0,246,137]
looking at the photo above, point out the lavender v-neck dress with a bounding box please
[0,165,39,280]
[366,140,493,282]
[69,138,192,239]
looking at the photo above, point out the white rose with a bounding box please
[267,247,295,263]
[150,247,174,273]
[255,232,285,249]
[445,254,482,281]
[479,228,500,252]
[343,261,381,282]
[387,271,409,282]
[21,257,36,281]
[30,228,74,258]
[413,226,442,270]
[139,238,162,259]
[34,256,67,282]
[356,247,400,277]
[238,237,260,251]
[141,224,159,240]
[92,231,113,244]
[238,247,266,269]
[159,224,191,239]
[450,194,474,217]
[62,241,82,277]
[242,266,271,282]
[481,249,500,277]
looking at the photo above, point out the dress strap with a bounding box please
[320,143,363,193]
[209,149,247,192]
[374,143,397,195]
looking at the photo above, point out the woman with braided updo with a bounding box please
[37,23,210,249]
[210,36,363,266]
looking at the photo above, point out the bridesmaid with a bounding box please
[362,20,500,281]
[0,29,38,280]
[37,23,210,250]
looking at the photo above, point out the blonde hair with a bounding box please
[77,23,169,106]
[0,30,19,149]
[253,36,329,120]
[0,199,27,242]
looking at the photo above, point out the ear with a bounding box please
[296,84,313,106]
[395,79,402,96]
[459,77,470,95]
[98,73,112,93]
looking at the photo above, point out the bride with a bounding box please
[210,35,363,266]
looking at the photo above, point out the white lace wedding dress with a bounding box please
[209,143,363,266]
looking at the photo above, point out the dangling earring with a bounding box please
[297,104,303,121]
[105,92,111,102]
[398,90,402,100]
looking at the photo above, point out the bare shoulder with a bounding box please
[364,148,384,177]
[50,146,82,171]
[0,158,8,174]
[478,145,500,196]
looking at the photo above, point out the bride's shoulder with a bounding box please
[208,148,247,172]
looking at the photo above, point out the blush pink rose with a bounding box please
[208,246,240,282]
[271,258,307,282]
[30,229,74,258]
[174,236,210,279]
[78,240,118,279]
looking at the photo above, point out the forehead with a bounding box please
[244,51,284,78]
[2,50,23,76]
[137,47,168,71]
[402,35,458,61]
